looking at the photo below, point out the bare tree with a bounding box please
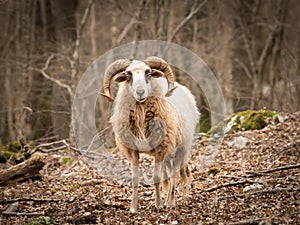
[130,0,147,59]
[30,0,94,143]
[0,0,299,145]
[15,0,33,140]
[234,0,288,109]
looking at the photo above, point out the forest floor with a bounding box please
[0,111,299,225]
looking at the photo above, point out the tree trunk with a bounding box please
[50,0,77,139]
[130,0,146,59]
[251,70,263,109]
[0,153,46,185]
[15,0,32,140]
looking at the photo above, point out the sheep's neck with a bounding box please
[129,96,163,139]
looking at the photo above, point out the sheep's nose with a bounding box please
[136,87,145,97]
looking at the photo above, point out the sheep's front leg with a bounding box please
[130,151,139,213]
[165,172,176,208]
[165,159,177,208]
[153,158,163,209]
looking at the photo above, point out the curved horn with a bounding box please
[143,56,177,97]
[99,59,131,102]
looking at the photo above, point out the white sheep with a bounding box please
[100,56,199,213]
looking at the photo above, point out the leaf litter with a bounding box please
[0,112,299,224]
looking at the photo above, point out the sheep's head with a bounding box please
[99,56,177,102]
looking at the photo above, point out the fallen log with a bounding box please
[0,153,46,185]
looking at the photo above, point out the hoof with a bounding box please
[130,203,138,213]
[165,201,176,209]
[129,207,138,213]
[154,200,164,211]
[154,205,164,212]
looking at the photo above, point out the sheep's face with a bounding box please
[114,60,164,103]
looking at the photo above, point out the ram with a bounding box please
[100,56,199,212]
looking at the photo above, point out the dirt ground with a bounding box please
[0,112,299,225]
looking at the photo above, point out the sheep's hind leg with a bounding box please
[153,158,163,210]
[130,152,139,213]
[179,165,192,200]
[165,162,176,208]
[160,163,169,194]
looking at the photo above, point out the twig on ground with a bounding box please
[220,175,247,180]
[205,180,254,192]
[32,139,81,154]
[1,212,45,216]
[218,188,300,200]
[0,198,60,204]
[228,215,278,225]
[216,160,242,164]
[241,163,300,178]
[255,163,300,174]
[81,179,104,186]
[32,139,68,153]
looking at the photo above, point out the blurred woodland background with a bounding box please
[0,0,299,145]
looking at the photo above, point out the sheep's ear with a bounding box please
[113,72,127,83]
[151,69,164,78]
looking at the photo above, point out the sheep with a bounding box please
[100,56,199,213]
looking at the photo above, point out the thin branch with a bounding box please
[37,145,68,153]
[81,178,104,186]
[130,0,147,59]
[77,0,95,39]
[29,53,72,97]
[48,52,73,68]
[234,58,252,80]
[72,0,95,82]
[42,54,55,70]
[234,1,257,76]
[216,160,242,164]
[168,0,208,42]
[71,0,94,65]
[1,212,45,216]
[248,163,300,175]
[0,26,19,58]
[90,3,97,57]
[0,198,60,204]
[114,0,133,17]
[117,18,139,44]
[257,24,279,70]
[32,139,69,153]
[205,180,254,192]
[228,215,279,225]
[218,187,300,200]
[32,139,81,154]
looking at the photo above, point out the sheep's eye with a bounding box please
[126,71,132,81]
[145,69,151,78]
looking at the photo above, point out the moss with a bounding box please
[7,140,23,152]
[207,109,278,137]
[206,120,225,137]
[242,111,266,130]
[26,216,51,225]
[108,147,119,153]
[0,140,33,162]
[62,157,70,164]
[198,111,211,133]
[207,167,220,176]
